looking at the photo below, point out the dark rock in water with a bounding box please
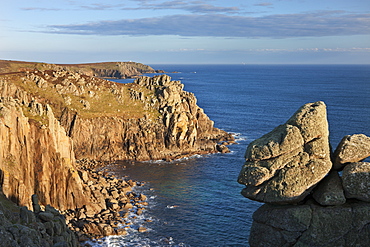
[238,101,332,204]
[216,144,230,153]
[333,134,370,170]
[342,162,370,202]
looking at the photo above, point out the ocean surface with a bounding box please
[94,65,370,246]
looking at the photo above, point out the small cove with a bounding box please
[98,64,370,246]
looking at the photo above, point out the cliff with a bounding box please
[0,60,233,244]
[0,60,161,79]
[60,75,232,161]
[0,60,232,214]
[238,102,370,246]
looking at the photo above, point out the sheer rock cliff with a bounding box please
[60,75,232,161]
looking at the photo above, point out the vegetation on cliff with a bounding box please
[0,59,161,79]
[0,60,234,244]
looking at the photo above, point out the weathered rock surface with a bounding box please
[0,97,92,211]
[0,193,78,247]
[333,134,370,170]
[312,171,346,206]
[240,101,370,247]
[238,101,332,204]
[63,159,152,241]
[250,201,370,247]
[60,75,233,161]
[342,162,370,202]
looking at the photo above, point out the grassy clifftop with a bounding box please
[0,60,160,79]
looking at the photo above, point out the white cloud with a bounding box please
[45,11,370,38]
[254,2,273,7]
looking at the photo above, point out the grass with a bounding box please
[0,59,156,76]
[0,70,161,123]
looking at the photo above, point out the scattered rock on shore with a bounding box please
[64,159,151,242]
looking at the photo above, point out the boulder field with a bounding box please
[238,101,370,246]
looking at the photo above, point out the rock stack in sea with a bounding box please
[238,101,370,246]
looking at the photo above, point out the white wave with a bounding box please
[231,132,248,142]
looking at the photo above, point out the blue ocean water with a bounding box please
[100,65,370,246]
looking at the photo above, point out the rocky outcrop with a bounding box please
[0,97,90,211]
[60,75,233,161]
[249,201,370,247]
[238,101,370,246]
[0,60,159,79]
[65,159,151,241]
[0,192,78,247]
[342,162,370,202]
[0,62,233,244]
[238,102,332,204]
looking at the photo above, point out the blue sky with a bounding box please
[1,0,370,64]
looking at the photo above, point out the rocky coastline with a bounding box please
[0,158,150,246]
[0,60,234,246]
[238,101,370,246]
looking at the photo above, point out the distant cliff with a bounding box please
[0,60,163,79]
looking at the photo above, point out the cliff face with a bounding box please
[0,61,232,212]
[0,60,158,79]
[61,75,231,161]
[0,97,90,211]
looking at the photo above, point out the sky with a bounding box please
[1,0,370,64]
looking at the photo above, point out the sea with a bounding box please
[91,64,370,247]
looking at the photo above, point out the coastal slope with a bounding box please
[0,59,162,79]
[0,59,233,210]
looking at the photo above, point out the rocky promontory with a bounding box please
[238,101,370,246]
[0,59,162,79]
[0,60,234,245]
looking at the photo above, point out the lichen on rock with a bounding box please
[239,101,370,247]
[238,101,332,204]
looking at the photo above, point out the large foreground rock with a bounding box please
[249,202,370,247]
[238,101,332,204]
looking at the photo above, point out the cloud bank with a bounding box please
[46,11,370,38]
